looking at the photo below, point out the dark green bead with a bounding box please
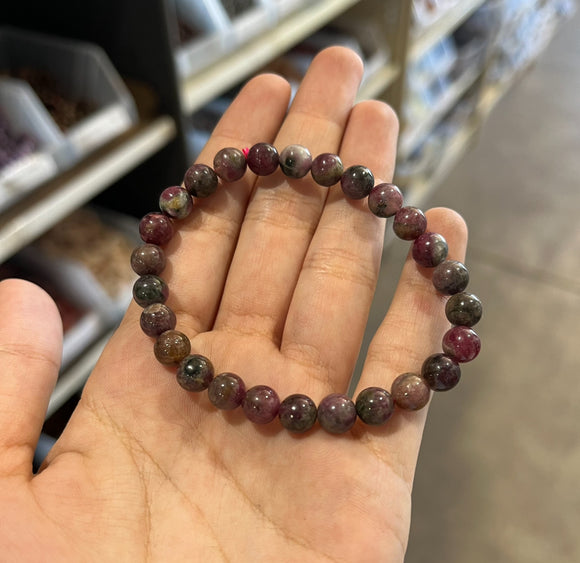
[177,354,214,391]
[355,387,394,426]
[133,275,168,307]
[445,292,482,327]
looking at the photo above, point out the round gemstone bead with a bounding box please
[412,231,449,268]
[445,292,483,327]
[311,153,344,187]
[131,244,166,276]
[154,330,191,365]
[317,393,357,434]
[421,353,461,391]
[159,186,193,219]
[340,165,374,200]
[177,354,214,391]
[355,387,394,426]
[279,144,312,178]
[139,213,174,246]
[132,275,168,307]
[243,385,280,424]
[140,303,176,337]
[393,207,427,240]
[278,394,317,433]
[247,143,279,176]
[208,373,246,410]
[183,163,219,198]
[213,147,247,182]
[391,373,430,410]
[368,183,403,218]
[432,260,469,295]
[442,326,481,363]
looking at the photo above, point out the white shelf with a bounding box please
[357,63,400,101]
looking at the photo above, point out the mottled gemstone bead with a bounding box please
[247,143,279,176]
[208,373,246,410]
[391,373,430,410]
[279,144,312,178]
[140,303,176,337]
[442,326,481,363]
[154,330,191,365]
[132,275,168,307]
[311,153,344,187]
[432,260,469,295]
[139,213,174,246]
[177,354,214,391]
[243,385,280,424]
[355,387,394,426]
[317,393,357,434]
[368,183,403,218]
[445,292,483,327]
[130,244,166,276]
[393,207,427,240]
[159,186,193,219]
[421,353,461,391]
[213,147,247,182]
[278,394,317,433]
[412,231,449,268]
[183,163,219,198]
[340,165,374,200]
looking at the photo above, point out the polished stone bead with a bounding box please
[213,147,247,182]
[340,165,374,200]
[140,303,176,337]
[247,143,279,175]
[159,186,193,219]
[139,213,174,246]
[177,354,214,391]
[442,326,481,363]
[132,275,168,307]
[208,373,246,410]
[421,353,461,391]
[368,183,403,218]
[183,163,219,198]
[432,260,469,295]
[391,373,430,410]
[445,292,483,327]
[317,393,357,434]
[243,385,280,424]
[154,330,191,365]
[393,207,427,240]
[355,387,394,426]
[131,244,166,276]
[311,153,344,187]
[412,231,449,268]
[279,144,312,178]
[278,394,317,433]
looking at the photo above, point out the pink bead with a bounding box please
[442,326,481,363]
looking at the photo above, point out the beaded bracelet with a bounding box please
[131,143,482,435]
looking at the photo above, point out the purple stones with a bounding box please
[442,326,481,363]
[177,354,214,391]
[278,394,317,433]
[132,275,169,307]
[139,213,174,246]
[391,373,430,410]
[279,144,312,178]
[159,186,193,219]
[246,143,279,176]
[208,373,246,410]
[213,147,247,182]
[243,385,280,424]
[445,292,482,327]
[432,260,469,295]
[393,207,427,240]
[355,387,394,426]
[183,163,219,198]
[368,182,403,218]
[140,303,176,337]
[421,353,461,391]
[311,153,344,187]
[154,330,191,365]
[317,393,357,434]
[131,244,166,276]
[340,165,374,200]
[412,231,449,268]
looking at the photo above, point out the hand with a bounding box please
[0,47,467,562]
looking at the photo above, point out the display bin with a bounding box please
[220,0,276,49]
